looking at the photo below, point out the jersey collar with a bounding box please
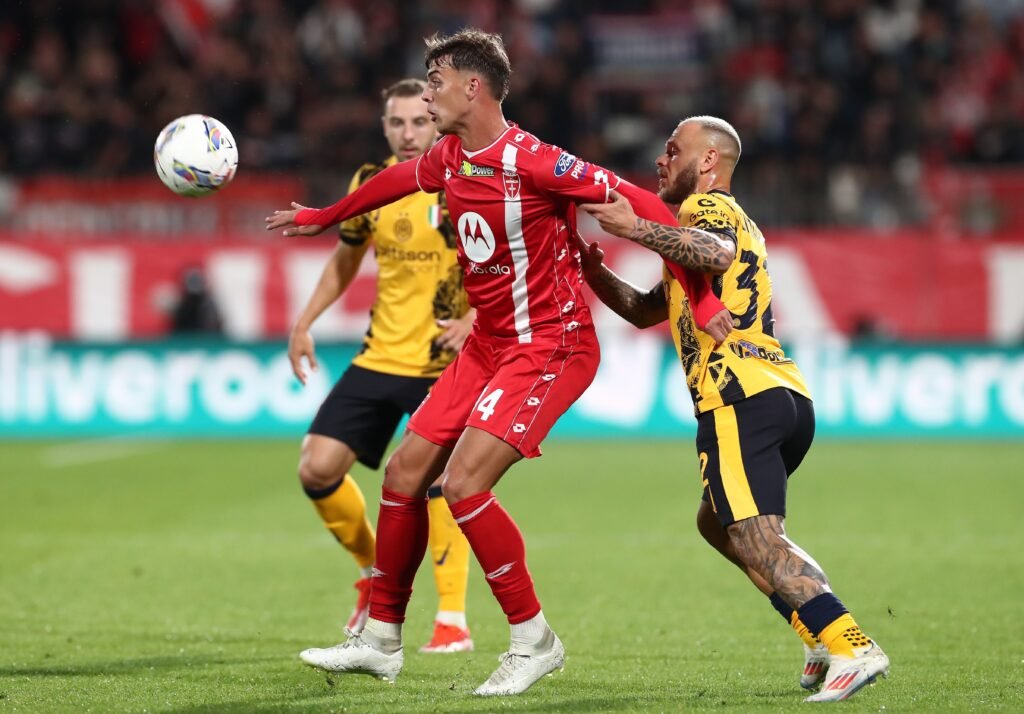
[461,124,515,158]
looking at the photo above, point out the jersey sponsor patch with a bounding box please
[553,151,577,177]
[458,161,495,177]
[457,211,496,262]
[569,159,589,180]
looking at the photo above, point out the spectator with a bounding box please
[170,268,223,335]
[1,0,1023,228]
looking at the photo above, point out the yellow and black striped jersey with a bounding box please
[664,190,810,413]
[340,156,469,378]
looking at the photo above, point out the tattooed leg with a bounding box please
[727,514,831,609]
[697,501,774,597]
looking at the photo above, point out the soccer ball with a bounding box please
[154,114,238,197]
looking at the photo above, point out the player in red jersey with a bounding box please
[267,29,730,696]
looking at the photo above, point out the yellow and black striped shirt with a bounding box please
[341,156,469,378]
[664,190,810,413]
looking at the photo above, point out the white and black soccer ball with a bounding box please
[154,114,238,197]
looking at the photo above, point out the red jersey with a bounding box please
[414,126,613,342]
[293,125,725,335]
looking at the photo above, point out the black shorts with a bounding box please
[308,364,435,470]
[696,387,815,527]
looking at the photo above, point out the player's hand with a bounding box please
[704,308,734,348]
[435,310,476,352]
[266,202,326,237]
[576,234,605,279]
[579,190,637,239]
[288,326,318,385]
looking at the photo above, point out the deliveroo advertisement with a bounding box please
[1,332,1022,439]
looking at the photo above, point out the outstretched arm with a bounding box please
[266,159,421,236]
[579,237,667,328]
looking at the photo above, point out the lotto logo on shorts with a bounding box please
[542,373,556,381]
[512,423,526,433]
[527,397,541,406]
[565,321,580,332]
[562,301,575,313]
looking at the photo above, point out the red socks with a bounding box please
[449,491,541,624]
[367,487,429,623]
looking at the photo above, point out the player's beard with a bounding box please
[659,159,699,204]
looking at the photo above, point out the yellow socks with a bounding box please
[796,594,874,658]
[307,475,376,570]
[818,613,873,658]
[427,487,470,618]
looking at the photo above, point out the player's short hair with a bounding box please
[681,115,742,163]
[381,78,426,105]
[424,28,511,102]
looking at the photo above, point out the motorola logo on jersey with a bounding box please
[470,263,511,275]
[458,212,496,262]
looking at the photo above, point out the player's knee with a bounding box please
[298,446,340,491]
[382,448,420,495]
[439,461,482,504]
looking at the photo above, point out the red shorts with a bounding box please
[408,326,600,458]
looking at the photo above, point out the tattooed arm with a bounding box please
[579,238,668,329]
[628,217,735,275]
[581,191,736,275]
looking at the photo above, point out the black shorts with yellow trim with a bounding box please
[308,364,435,470]
[696,387,815,527]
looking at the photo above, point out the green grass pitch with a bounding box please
[2,439,1023,712]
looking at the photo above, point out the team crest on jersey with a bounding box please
[553,152,577,177]
[458,161,495,177]
[457,211,496,262]
[393,216,413,242]
[502,170,520,200]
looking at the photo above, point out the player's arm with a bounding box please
[266,158,424,236]
[583,190,735,275]
[533,148,727,330]
[579,237,667,328]
[436,307,478,352]
[592,181,732,342]
[288,241,370,385]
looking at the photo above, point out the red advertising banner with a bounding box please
[1,176,304,240]
[2,232,1023,342]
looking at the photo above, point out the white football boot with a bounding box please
[800,643,830,690]
[473,629,565,696]
[299,629,403,683]
[804,642,889,702]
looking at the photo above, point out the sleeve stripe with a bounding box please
[415,154,426,193]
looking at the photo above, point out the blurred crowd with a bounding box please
[1,0,1023,227]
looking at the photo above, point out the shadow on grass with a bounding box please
[159,679,802,713]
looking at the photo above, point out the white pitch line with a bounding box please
[39,438,164,469]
